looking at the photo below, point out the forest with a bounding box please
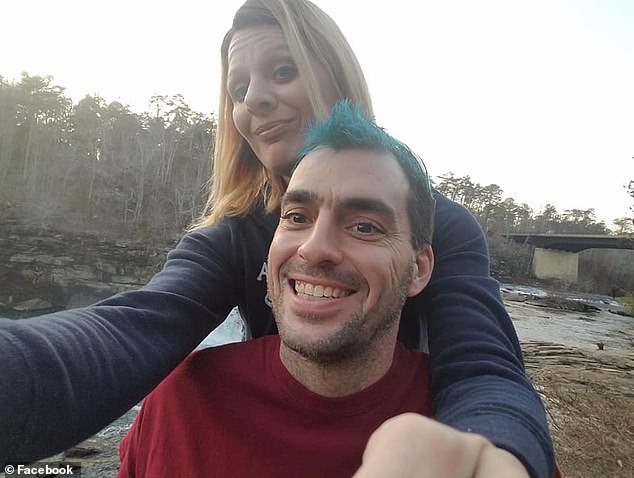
[1,73,633,241]
[0,73,215,240]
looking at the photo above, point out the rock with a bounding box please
[608,308,634,318]
[1,223,171,311]
[9,253,34,263]
[502,291,529,302]
[13,298,54,312]
[64,440,102,458]
[525,295,601,312]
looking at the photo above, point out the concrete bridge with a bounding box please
[503,233,634,282]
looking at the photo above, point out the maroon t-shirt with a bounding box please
[119,335,430,477]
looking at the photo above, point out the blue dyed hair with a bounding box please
[296,100,435,248]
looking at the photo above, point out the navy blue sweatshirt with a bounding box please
[0,193,554,477]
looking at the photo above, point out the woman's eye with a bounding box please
[229,84,248,103]
[274,65,298,82]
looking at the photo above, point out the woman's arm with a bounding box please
[0,221,243,465]
[417,193,555,478]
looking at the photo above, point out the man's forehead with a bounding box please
[284,149,407,217]
[290,147,401,184]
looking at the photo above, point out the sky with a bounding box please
[3,0,633,226]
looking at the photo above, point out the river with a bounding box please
[502,283,633,353]
[3,284,631,353]
[197,284,634,354]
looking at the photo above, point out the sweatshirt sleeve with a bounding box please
[420,193,555,478]
[0,222,238,465]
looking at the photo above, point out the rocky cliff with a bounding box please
[0,218,175,317]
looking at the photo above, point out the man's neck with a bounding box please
[278,332,397,398]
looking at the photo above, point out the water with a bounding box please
[502,284,634,352]
[196,308,246,349]
[195,286,634,353]
[4,289,630,353]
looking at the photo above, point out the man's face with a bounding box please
[268,147,432,363]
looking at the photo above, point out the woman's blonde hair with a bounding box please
[191,0,373,228]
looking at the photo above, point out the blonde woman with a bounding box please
[0,1,553,476]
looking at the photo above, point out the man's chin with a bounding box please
[280,325,360,364]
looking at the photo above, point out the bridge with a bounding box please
[504,234,634,253]
[503,233,634,282]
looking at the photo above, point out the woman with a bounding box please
[0,1,554,476]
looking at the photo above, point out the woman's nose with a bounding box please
[244,78,276,114]
[297,216,344,266]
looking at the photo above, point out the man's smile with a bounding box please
[292,280,354,299]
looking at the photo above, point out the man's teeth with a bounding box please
[294,281,349,298]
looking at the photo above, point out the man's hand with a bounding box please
[352,413,530,478]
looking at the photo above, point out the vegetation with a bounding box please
[628,178,634,216]
[621,294,634,316]
[0,73,215,240]
[1,73,632,242]
[433,173,631,236]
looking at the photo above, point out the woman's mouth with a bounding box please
[255,120,292,139]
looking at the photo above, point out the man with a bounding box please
[118,101,530,478]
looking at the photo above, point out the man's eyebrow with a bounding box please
[339,197,396,219]
[282,191,397,220]
[282,189,319,206]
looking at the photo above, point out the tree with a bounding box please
[0,76,20,189]
[487,198,534,233]
[559,209,608,234]
[533,205,560,233]
[71,95,108,206]
[0,74,73,215]
[626,154,633,217]
[612,217,634,235]
[472,183,503,230]
[434,172,461,201]
[0,73,219,239]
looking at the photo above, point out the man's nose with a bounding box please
[244,77,277,114]
[297,215,344,266]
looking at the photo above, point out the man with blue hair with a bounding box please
[119,102,531,477]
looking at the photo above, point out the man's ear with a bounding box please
[407,245,434,297]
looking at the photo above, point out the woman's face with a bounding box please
[227,26,339,177]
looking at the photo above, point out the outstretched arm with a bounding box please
[0,222,241,465]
